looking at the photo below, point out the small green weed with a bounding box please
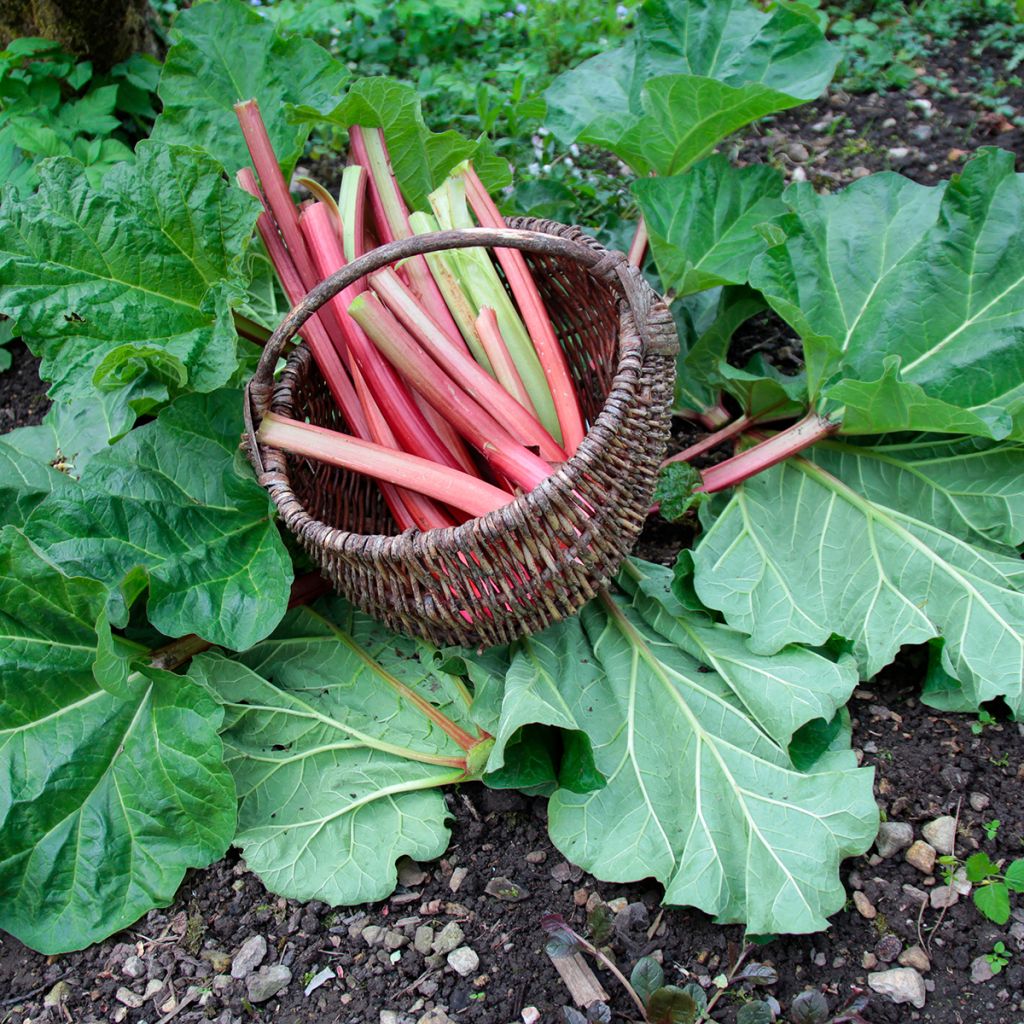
[986,941,1011,974]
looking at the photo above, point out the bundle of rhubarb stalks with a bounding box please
[236,99,587,533]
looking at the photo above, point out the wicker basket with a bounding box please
[244,218,678,647]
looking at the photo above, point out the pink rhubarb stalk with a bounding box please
[698,411,840,493]
[300,202,466,473]
[460,162,586,455]
[371,269,565,462]
[474,307,538,420]
[258,412,514,518]
[348,291,556,492]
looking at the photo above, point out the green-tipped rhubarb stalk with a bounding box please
[338,164,368,262]
[410,211,494,373]
[349,125,465,349]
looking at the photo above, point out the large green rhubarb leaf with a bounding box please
[0,142,259,438]
[544,0,837,176]
[189,599,485,905]
[692,438,1024,714]
[22,390,291,649]
[152,0,348,178]
[751,150,1024,438]
[0,527,235,954]
[634,157,787,297]
[470,568,875,934]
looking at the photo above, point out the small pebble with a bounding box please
[432,921,465,955]
[414,925,435,956]
[484,876,529,902]
[122,955,145,979]
[231,935,267,979]
[899,946,931,972]
[863,952,878,969]
[911,124,933,142]
[906,840,937,875]
[971,956,996,984]
[888,146,911,160]
[853,891,877,919]
[882,117,897,129]
[522,1008,541,1024]
[246,964,292,1003]
[449,866,469,893]
[115,988,145,1009]
[447,946,480,977]
[785,142,810,162]
[969,792,991,812]
[417,1010,453,1024]
[525,850,546,864]
[876,935,903,963]
[922,816,957,856]
[930,886,959,910]
[361,925,386,947]
[43,982,71,1008]
[851,165,870,179]
[876,821,914,859]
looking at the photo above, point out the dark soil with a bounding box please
[0,341,49,432]
[3,28,1024,1024]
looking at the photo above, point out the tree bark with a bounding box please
[0,0,161,72]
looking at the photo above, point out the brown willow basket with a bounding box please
[244,217,678,647]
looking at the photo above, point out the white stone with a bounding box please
[231,934,268,979]
[447,946,480,977]
[868,968,926,1009]
[922,815,957,856]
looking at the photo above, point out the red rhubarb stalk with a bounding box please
[370,269,565,462]
[628,218,648,268]
[348,291,556,492]
[238,169,367,436]
[697,411,840,493]
[300,202,466,472]
[235,100,318,289]
[460,163,586,455]
[350,360,456,531]
[258,412,514,518]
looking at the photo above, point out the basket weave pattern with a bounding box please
[246,218,677,647]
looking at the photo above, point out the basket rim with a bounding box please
[246,217,676,562]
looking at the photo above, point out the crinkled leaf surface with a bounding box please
[544,0,837,175]
[0,430,71,528]
[692,438,1024,713]
[751,151,1024,437]
[22,390,292,649]
[470,575,875,933]
[0,528,235,953]
[152,0,348,177]
[0,142,259,437]
[189,599,480,905]
[305,76,510,212]
[635,156,787,297]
